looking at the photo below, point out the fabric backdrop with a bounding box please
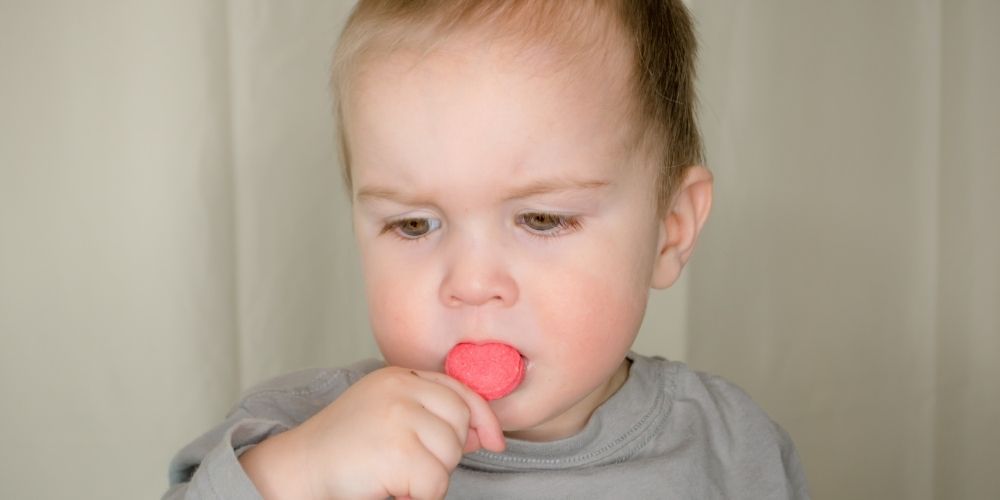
[1,1,996,499]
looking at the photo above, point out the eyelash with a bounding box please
[379,218,437,242]
[379,213,583,242]
[516,213,583,240]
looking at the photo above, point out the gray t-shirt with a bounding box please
[164,352,809,499]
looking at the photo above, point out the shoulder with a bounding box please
[634,354,810,497]
[235,358,385,425]
[638,354,787,447]
[685,365,784,443]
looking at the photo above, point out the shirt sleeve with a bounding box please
[694,370,812,500]
[160,362,382,499]
[775,422,811,500]
[162,405,291,500]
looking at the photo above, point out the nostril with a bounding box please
[443,292,508,308]
[439,264,518,308]
[446,294,501,307]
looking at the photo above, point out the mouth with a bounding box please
[444,342,526,400]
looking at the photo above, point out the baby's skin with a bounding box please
[239,24,712,500]
[239,367,505,499]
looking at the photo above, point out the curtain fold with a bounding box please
[0,2,238,498]
[934,1,1000,497]
[688,1,999,498]
[225,0,378,390]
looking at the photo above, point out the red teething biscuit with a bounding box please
[445,343,525,400]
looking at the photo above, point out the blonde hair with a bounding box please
[331,0,703,211]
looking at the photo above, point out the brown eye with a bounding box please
[399,219,430,237]
[397,218,432,237]
[521,213,562,232]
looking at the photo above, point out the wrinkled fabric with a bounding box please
[164,353,809,499]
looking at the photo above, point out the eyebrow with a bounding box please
[502,178,611,200]
[356,178,611,204]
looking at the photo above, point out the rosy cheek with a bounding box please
[367,270,442,370]
[533,262,645,359]
[367,274,410,354]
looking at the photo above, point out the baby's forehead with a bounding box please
[334,1,662,192]
[335,0,701,207]
[344,0,635,91]
[348,39,640,161]
[346,20,640,153]
[356,34,630,98]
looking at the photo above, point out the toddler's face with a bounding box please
[347,37,663,441]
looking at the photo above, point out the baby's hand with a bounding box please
[239,367,506,500]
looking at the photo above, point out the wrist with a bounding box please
[238,428,315,500]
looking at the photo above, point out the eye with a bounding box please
[517,212,582,237]
[382,217,441,240]
[522,213,561,231]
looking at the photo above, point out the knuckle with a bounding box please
[426,466,451,499]
[441,445,463,470]
[378,367,411,386]
[457,403,471,423]
[382,398,411,423]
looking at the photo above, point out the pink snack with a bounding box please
[445,343,525,401]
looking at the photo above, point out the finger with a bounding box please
[412,370,506,453]
[463,428,482,454]
[383,434,451,500]
[403,370,472,450]
[410,408,465,470]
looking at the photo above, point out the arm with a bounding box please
[162,364,504,500]
[162,366,355,500]
[162,409,290,500]
[233,367,505,500]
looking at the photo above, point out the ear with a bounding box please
[651,166,714,289]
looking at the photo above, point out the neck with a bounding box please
[505,357,632,442]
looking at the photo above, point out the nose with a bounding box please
[439,238,519,308]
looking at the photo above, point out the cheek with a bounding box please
[530,254,649,363]
[364,255,442,370]
[536,222,654,340]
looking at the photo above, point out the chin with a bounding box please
[490,392,536,430]
[491,392,571,441]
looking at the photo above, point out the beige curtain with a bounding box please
[688,2,1000,498]
[1,1,996,499]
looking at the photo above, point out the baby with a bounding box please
[165,1,808,498]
